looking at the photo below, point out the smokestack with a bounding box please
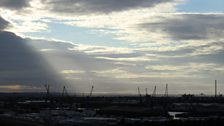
[215,80,217,97]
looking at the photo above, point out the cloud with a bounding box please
[139,41,224,58]
[0,16,9,30]
[7,36,222,94]
[61,70,85,74]
[0,1,224,94]
[92,67,201,79]
[188,43,223,57]
[0,30,65,91]
[146,63,224,72]
[0,0,30,10]
[147,65,186,71]
[40,48,54,52]
[42,0,175,14]
[0,85,41,92]
[146,63,224,79]
[0,0,179,41]
[140,14,224,41]
[95,56,155,62]
[69,44,134,55]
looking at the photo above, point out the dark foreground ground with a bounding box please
[1,117,224,126]
[1,93,224,126]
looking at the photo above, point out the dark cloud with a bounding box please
[0,16,9,30]
[0,0,30,10]
[140,14,224,40]
[42,0,174,14]
[0,31,64,90]
[0,16,64,88]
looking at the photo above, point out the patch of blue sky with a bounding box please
[24,21,133,48]
[177,0,224,13]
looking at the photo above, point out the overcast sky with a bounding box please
[0,0,224,95]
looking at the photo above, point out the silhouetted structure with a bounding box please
[89,85,94,97]
[44,84,50,102]
[138,87,142,104]
[165,84,168,97]
[145,88,148,96]
[62,85,69,97]
[215,80,217,98]
[152,86,157,97]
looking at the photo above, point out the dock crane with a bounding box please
[85,85,94,108]
[164,84,168,97]
[89,85,94,98]
[145,88,148,96]
[44,84,50,102]
[62,86,69,97]
[138,87,142,104]
[152,86,156,97]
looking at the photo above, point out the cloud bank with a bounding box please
[0,16,65,92]
[0,16,9,30]
[41,0,175,14]
[0,0,30,10]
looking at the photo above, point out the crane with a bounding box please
[89,85,94,97]
[145,88,148,96]
[45,84,50,96]
[44,84,50,102]
[152,86,156,97]
[164,84,168,97]
[138,87,142,104]
[62,86,69,97]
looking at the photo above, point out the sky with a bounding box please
[0,0,224,95]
